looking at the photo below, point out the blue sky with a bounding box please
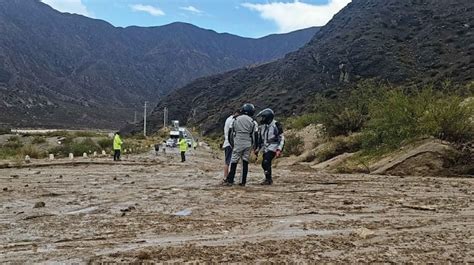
[42,0,351,38]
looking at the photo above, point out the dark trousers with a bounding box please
[226,160,249,184]
[181,151,186,162]
[114,149,121,161]
[262,151,276,181]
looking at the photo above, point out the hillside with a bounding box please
[0,0,318,129]
[145,0,474,134]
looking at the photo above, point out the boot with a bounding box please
[260,179,273,185]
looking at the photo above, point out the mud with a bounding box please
[0,148,473,263]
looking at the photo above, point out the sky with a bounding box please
[41,0,351,38]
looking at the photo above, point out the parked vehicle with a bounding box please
[166,138,176,147]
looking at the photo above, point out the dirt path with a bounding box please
[0,148,473,263]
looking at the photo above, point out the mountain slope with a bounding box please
[0,0,318,128]
[146,0,474,134]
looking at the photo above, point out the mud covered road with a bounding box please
[1,148,473,263]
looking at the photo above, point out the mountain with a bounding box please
[0,0,318,129]
[145,0,474,135]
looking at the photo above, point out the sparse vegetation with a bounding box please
[286,113,321,130]
[97,138,113,150]
[32,136,47,144]
[0,127,10,135]
[283,133,304,156]
[49,138,100,157]
[315,134,362,162]
[18,144,46,159]
[286,81,474,162]
[361,87,474,153]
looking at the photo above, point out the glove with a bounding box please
[275,149,282,158]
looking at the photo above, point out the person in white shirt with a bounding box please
[223,110,239,179]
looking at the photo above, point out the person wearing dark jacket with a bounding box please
[255,108,285,185]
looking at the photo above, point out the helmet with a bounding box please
[256,108,274,125]
[240,103,255,116]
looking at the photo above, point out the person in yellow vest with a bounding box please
[113,132,123,161]
[178,135,188,162]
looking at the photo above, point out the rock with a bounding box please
[3,187,8,191]
[343,200,354,205]
[353,227,375,239]
[120,206,136,212]
[10,175,19,179]
[33,202,46,208]
[174,209,192,216]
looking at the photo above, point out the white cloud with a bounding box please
[130,4,165,16]
[242,0,351,33]
[41,0,91,17]
[180,6,203,14]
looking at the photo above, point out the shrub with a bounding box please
[315,134,362,162]
[5,136,23,149]
[7,135,20,142]
[0,127,10,135]
[32,136,47,144]
[0,145,18,159]
[315,80,386,137]
[49,138,100,157]
[70,138,99,156]
[421,96,474,143]
[361,87,474,151]
[287,113,321,130]
[19,145,45,159]
[283,133,304,156]
[97,138,113,150]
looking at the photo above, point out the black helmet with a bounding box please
[240,103,255,116]
[256,108,274,124]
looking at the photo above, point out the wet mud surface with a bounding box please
[1,149,473,263]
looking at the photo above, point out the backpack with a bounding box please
[274,121,284,136]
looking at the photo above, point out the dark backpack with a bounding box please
[274,121,284,136]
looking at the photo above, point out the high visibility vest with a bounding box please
[113,135,123,150]
[179,139,188,152]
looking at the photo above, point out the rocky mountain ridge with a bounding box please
[144,0,473,134]
[0,0,318,128]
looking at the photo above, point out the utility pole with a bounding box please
[163,107,168,128]
[143,101,147,137]
[133,111,137,124]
